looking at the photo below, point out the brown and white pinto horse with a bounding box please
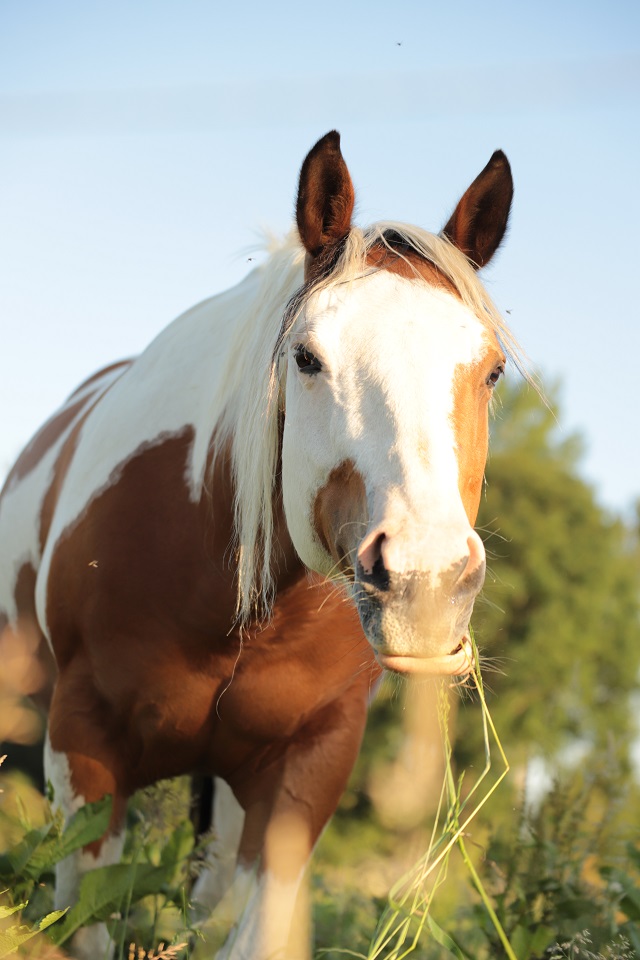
[0,131,517,958]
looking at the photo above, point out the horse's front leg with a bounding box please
[217,691,369,960]
[46,672,128,960]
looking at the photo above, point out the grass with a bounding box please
[358,630,515,960]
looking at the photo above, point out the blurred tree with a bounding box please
[456,378,640,774]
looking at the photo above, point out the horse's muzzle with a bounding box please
[353,529,486,673]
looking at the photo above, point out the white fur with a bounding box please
[282,271,488,576]
[214,865,307,960]
[44,735,125,960]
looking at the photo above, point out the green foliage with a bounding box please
[0,789,194,957]
[0,903,66,960]
[313,875,384,958]
[313,771,640,960]
[451,776,640,958]
[460,379,640,768]
[0,795,112,905]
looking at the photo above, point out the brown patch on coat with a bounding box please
[2,395,96,492]
[13,562,57,711]
[2,362,131,492]
[37,365,134,551]
[365,242,460,297]
[313,460,367,579]
[450,350,504,523]
[38,409,100,553]
[44,430,378,850]
[67,360,131,399]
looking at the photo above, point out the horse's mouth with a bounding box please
[376,636,475,677]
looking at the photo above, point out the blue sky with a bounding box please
[1,0,639,513]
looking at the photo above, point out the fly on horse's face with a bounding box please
[282,131,512,678]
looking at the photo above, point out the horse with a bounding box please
[0,130,518,958]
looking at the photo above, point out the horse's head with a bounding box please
[280,131,513,677]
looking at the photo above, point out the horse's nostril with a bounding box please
[358,551,390,593]
[358,530,386,574]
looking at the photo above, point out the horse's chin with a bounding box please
[354,587,476,677]
[375,636,475,677]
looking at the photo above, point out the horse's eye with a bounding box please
[487,364,504,387]
[294,344,322,375]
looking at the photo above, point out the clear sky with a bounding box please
[1,0,639,514]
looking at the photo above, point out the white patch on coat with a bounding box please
[214,865,307,960]
[44,735,124,959]
[282,270,489,577]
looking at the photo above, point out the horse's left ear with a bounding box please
[442,150,513,269]
[296,131,355,260]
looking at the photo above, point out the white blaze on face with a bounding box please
[281,269,490,578]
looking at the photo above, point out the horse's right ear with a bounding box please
[296,131,355,260]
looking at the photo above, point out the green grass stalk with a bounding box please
[365,628,516,960]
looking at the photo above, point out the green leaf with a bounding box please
[0,908,66,959]
[0,797,113,885]
[510,923,555,958]
[0,905,27,921]
[49,796,113,865]
[160,820,194,869]
[626,844,640,871]
[158,820,195,892]
[426,916,472,960]
[0,823,56,881]
[51,860,176,945]
[601,867,640,921]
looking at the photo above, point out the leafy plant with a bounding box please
[442,775,640,959]
[0,901,66,959]
[0,795,112,906]
[0,784,193,958]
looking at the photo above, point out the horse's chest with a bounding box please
[205,589,375,760]
[214,658,329,742]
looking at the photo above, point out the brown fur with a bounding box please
[443,150,513,268]
[43,429,379,849]
[296,131,355,260]
[313,460,368,579]
[451,354,503,523]
[365,240,460,294]
[3,395,97,490]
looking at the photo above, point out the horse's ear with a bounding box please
[442,150,513,269]
[296,131,355,259]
